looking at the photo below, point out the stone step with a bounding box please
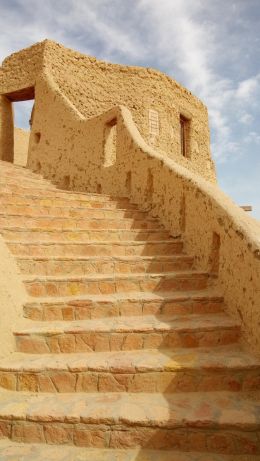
[23,290,224,321]
[0,177,55,189]
[0,182,129,202]
[0,215,161,230]
[1,228,170,243]
[23,272,209,298]
[7,240,183,257]
[0,192,136,210]
[0,184,57,197]
[0,205,150,220]
[18,255,193,276]
[1,442,258,461]
[0,346,259,393]
[0,167,50,179]
[0,390,258,452]
[14,313,240,353]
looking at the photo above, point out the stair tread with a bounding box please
[14,313,239,336]
[24,288,223,305]
[1,215,159,223]
[0,390,258,430]
[7,239,177,245]
[0,190,131,201]
[0,441,258,461]
[0,204,147,213]
[17,254,190,261]
[1,228,166,233]
[23,271,208,282]
[1,345,259,373]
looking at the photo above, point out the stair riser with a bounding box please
[15,328,240,353]
[0,196,135,210]
[1,369,259,393]
[1,206,148,219]
[18,257,193,276]
[0,420,258,453]
[25,276,208,297]
[2,230,170,242]
[23,299,224,320]
[0,217,161,230]
[8,242,183,257]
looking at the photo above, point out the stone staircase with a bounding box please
[0,159,259,460]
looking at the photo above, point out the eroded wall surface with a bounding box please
[28,80,260,355]
[0,95,13,162]
[0,41,259,355]
[44,41,216,182]
[0,42,45,95]
[0,40,216,181]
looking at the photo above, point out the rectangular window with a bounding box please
[103,118,117,167]
[180,114,190,157]
[149,109,159,136]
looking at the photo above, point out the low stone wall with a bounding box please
[28,74,260,355]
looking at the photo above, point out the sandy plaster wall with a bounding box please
[0,42,45,94]
[14,128,30,166]
[0,40,216,182]
[44,42,216,182]
[0,95,13,162]
[28,75,260,355]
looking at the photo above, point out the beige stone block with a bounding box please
[12,423,44,443]
[44,424,73,444]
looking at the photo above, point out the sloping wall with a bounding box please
[28,74,260,355]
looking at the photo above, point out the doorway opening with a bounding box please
[2,86,35,166]
[13,99,34,166]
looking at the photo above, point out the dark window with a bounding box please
[180,114,190,157]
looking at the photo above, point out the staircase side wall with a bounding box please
[28,77,260,355]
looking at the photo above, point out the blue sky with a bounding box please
[1,0,259,219]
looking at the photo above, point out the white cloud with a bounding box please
[239,113,254,124]
[236,75,260,101]
[244,131,260,144]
